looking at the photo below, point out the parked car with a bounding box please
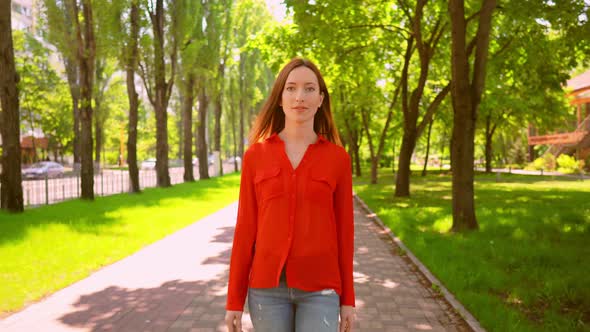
[22,161,64,179]
[226,156,242,164]
[141,158,187,169]
[140,158,156,170]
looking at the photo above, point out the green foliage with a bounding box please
[13,30,73,159]
[526,154,556,171]
[556,154,584,174]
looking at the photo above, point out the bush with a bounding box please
[526,154,556,171]
[556,154,584,174]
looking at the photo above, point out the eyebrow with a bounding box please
[285,82,317,85]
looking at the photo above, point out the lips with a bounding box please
[293,106,308,111]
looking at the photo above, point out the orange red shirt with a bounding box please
[226,133,355,311]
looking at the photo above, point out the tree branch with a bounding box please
[345,24,411,36]
[137,60,155,106]
[376,82,402,160]
[416,82,451,137]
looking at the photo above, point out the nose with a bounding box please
[295,89,304,103]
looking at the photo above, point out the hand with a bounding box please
[339,305,355,332]
[225,310,243,332]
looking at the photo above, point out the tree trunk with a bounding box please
[422,117,434,176]
[183,75,195,182]
[238,53,246,157]
[484,114,495,173]
[352,137,361,177]
[229,76,239,172]
[392,136,397,173]
[93,58,107,167]
[395,127,417,197]
[360,108,378,184]
[448,0,496,231]
[528,145,535,162]
[0,2,24,212]
[197,85,210,179]
[126,0,140,193]
[94,112,102,165]
[214,61,225,176]
[152,0,172,187]
[73,0,96,200]
[64,58,81,165]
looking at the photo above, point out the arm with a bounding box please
[334,152,355,307]
[226,149,258,311]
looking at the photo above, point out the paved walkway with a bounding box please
[0,198,471,332]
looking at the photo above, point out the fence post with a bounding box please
[540,168,544,176]
[101,171,104,196]
[121,169,124,193]
[45,173,49,205]
[76,172,80,197]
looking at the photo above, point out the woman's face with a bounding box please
[280,66,324,125]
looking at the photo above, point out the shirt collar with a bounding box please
[265,132,327,144]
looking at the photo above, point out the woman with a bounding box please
[225,58,355,332]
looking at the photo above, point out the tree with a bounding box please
[138,0,179,187]
[125,0,141,192]
[448,0,496,231]
[69,0,97,200]
[13,31,72,163]
[394,0,451,197]
[0,0,24,212]
[44,0,82,165]
[175,0,204,182]
[213,0,234,176]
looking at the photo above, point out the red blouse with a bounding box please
[226,133,355,311]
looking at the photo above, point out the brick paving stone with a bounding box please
[0,197,474,331]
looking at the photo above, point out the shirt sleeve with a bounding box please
[334,151,355,307]
[226,149,258,311]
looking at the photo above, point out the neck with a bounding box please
[279,121,317,145]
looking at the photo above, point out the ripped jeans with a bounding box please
[247,280,340,332]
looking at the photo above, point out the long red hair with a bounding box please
[248,58,342,146]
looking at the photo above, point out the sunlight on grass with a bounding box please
[0,174,241,315]
[353,170,590,332]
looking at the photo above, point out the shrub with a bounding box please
[556,154,583,174]
[526,154,556,171]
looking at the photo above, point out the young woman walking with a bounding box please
[225,58,355,332]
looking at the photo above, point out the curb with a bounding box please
[353,194,486,332]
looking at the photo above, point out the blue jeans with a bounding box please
[247,281,340,332]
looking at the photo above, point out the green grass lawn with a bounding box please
[353,169,590,332]
[0,173,241,316]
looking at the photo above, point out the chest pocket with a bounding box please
[254,167,284,202]
[307,170,335,204]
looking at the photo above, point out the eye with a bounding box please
[285,86,295,92]
[305,87,316,92]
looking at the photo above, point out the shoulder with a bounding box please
[322,141,350,163]
[243,140,276,166]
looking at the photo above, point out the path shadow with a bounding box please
[59,223,239,332]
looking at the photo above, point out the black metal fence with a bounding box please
[18,163,238,208]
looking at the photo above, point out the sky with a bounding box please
[265,0,288,22]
